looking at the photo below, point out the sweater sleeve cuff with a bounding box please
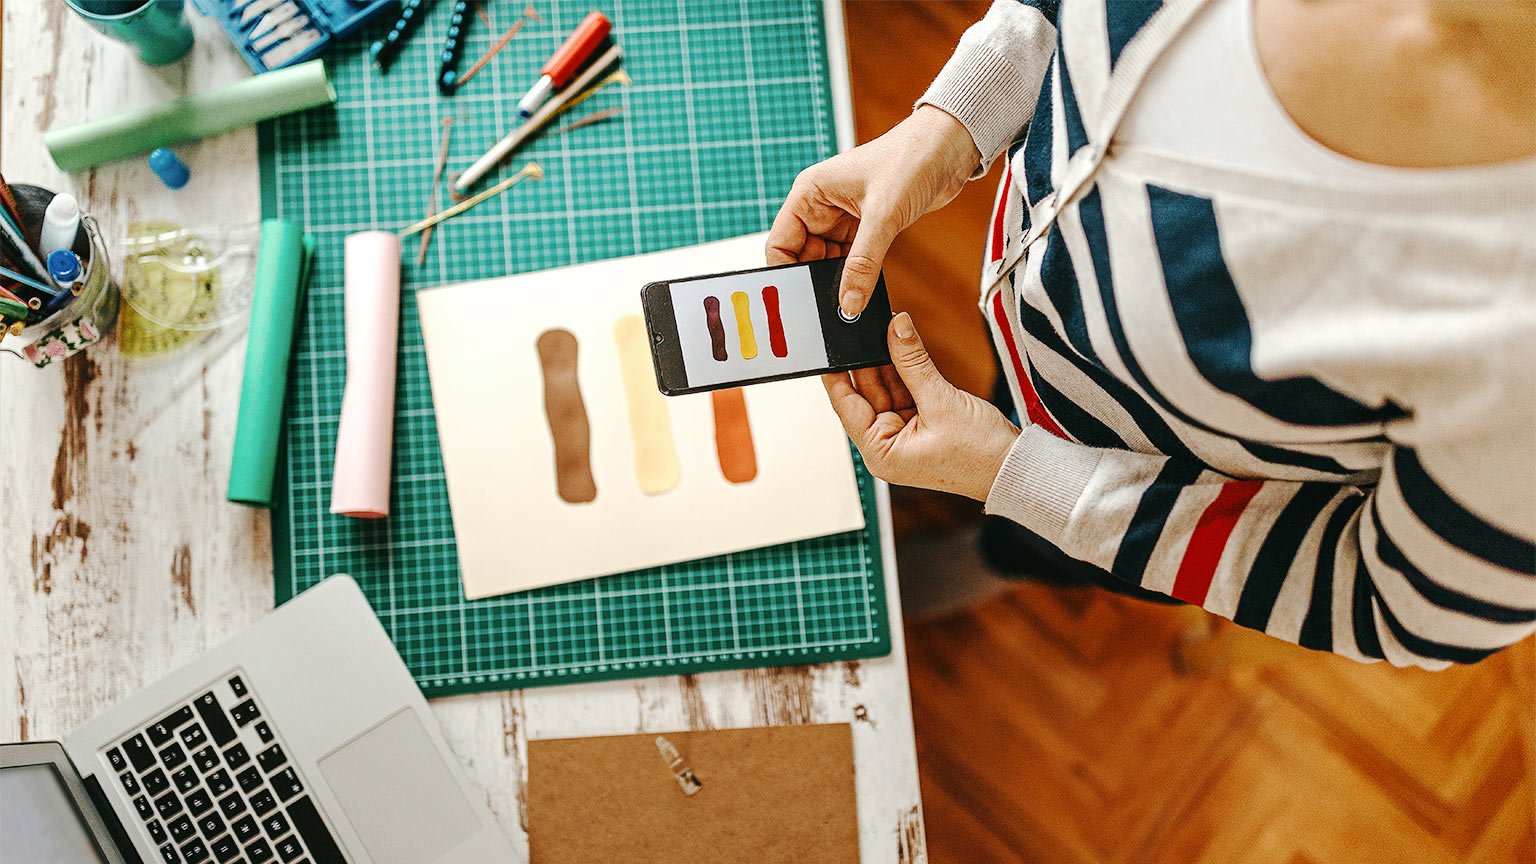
[984,425,1103,544]
[915,1,1057,176]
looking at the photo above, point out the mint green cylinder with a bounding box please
[229,219,311,508]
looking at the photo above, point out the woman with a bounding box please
[767,0,1536,668]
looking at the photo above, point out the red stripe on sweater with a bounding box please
[991,291,1068,440]
[989,164,1012,263]
[1170,480,1265,606]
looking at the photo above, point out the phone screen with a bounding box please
[643,257,891,395]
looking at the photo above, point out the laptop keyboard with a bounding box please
[102,672,346,864]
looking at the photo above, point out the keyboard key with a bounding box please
[154,792,184,820]
[150,706,196,746]
[194,692,238,746]
[180,724,208,750]
[134,795,154,820]
[237,767,263,793]
[198,811,225,840]
[230,700,261,727]
[195,746,219,772]
[125,735,155,772]
[261,811,290,839]
[147,819,167,843]
[229,676,248,698]
[107,747,127,772]
[224,743,250,770]
[207,769,233,796]
[122,771,142,795]
[286,796,345,864]
[159,743,187,770]
[174,766,199,793]
[255,722,274,744]
[143,767,170,797]
[256,744,286,774]
[251,789,276,816]
[246,838,274,863]
[275,834,304,863]
[219,791,246,818]
[211,834,241,864]
[169,814,195,842]
[187,788,213,816]
[158,842,180,863]
[270,768,303,801]
[232,814,260,842]
[180,837,210,864]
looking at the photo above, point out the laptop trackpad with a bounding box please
[318,709,480,864]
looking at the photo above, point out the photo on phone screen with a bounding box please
[642,257,892,396]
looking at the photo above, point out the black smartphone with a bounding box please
[641,257,893,396]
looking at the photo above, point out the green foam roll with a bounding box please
[229,219,312,508]
[44,61,336,172]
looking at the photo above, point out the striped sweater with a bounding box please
[919,0,1536,668]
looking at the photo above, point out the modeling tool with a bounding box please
[416,117,455,265]
[331,232,401,519]
[454,5,537,90]
[400,162,542,236]
[437,0,471,93]
[370,0,436,72]
[515,10,610,116]
[453,43,621,191]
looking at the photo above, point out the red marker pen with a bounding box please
[516,11,612,117]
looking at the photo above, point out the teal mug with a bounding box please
[64,0,195,66]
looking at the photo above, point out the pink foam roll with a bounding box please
[331,231,401,519]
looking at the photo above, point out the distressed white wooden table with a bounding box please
[0,4,927,861]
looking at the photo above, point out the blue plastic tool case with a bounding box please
[191,0,397,72]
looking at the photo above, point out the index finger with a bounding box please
[821,372,876,444]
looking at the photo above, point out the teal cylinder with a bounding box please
[64,0,195,66]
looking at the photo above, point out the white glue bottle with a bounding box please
[40,193,81,258]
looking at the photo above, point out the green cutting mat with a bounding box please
[259,0,891,696]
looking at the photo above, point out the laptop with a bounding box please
[0,575,514,864]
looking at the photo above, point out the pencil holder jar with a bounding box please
[1,184,120,369]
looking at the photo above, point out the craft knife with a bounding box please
[249,1,300,39]
[253,14,309,52]
[239,0,283,26]
[261,28,323,68]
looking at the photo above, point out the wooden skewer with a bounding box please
[416,117,455,266]
[454,5,539,90]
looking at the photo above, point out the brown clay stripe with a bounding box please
[536,328,597,504]
[703,295,728,361]
[711,387,758,484]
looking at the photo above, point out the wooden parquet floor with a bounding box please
[842,4,1536,863]
[906,585,1536,864]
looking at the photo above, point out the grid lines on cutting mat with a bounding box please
[259,0,890,696]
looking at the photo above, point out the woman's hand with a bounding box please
[825,312,1020,501]
[767,107,981,318]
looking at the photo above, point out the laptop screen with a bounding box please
[0,762,109,862]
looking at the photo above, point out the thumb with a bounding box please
[887,312,951,407]
[839,207,898,317]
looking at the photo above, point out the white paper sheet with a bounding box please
[418,233,866,600]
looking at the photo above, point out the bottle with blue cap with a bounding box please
[48,248,83,291]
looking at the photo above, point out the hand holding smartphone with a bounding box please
[641,257,893,396]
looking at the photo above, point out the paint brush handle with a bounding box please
[437,0,471,94]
